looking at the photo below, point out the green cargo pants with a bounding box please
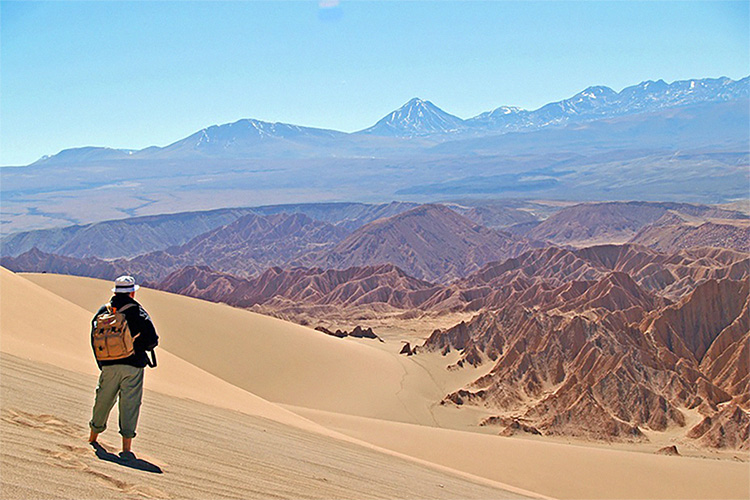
[89,364,144,439]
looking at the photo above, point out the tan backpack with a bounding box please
[92,303,139,361]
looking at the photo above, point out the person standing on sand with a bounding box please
[88,275,158,456]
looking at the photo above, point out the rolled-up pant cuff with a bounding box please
[119,431,137,439]
[89,421,107,433]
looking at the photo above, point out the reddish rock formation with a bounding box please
[630,215,750,254]
[526,201,746,247]
[688,404,750,450]
[426,274,749,448]
[447,345,484,369]
[157,263,442,310]
[314,325,382,341]
[642,278,749,366]
[296,204,540,283]
[315,326,347,338]
[483,417,543,437]
[656,445,680,456]
[349,326,380,340]
[418,244,749,312]
[400,342,415,356]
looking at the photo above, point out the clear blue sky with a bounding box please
[1,0,748,166]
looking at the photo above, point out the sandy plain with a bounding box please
[3,270,749,499]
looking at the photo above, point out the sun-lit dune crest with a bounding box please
[13,271,451,424]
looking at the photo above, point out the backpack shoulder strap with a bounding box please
[115,303,140,339]
[114,303,136,314]
[146,349,157,368]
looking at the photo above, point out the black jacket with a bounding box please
[91,294,159,369]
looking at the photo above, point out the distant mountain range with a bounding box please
[0,201,425,259]
[3,200,747,285]
[1,203,541,283]
[362,76,750,138]
[3,75,748,234]
[522,201,748,247]
[30,76,749,164]
[295,204,541,283]
[464,77,749,133]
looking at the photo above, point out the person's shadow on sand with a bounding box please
[91,442,163,473]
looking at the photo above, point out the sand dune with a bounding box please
[1,267,531,499]
[0,267,318,430]
[289,406,750,500]
[20,272,453,425]
[2,354,523,500]
[12,271,750,499]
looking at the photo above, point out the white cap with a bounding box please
[112,275,140,293]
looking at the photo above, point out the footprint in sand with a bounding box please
[40,446,89,471]
[2,409,82,438]
[40,443,170,499]
[4,409,169,500]
[86,466,169,499]
[4,409,168,468]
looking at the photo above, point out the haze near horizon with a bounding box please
[1,0,748,166]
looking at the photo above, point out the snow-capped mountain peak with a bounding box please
[356,98,466,137]
[30,75,749,164]
[577,86,618,99]
[158,117,346,158]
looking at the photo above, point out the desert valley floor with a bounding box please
[1,268,747,499]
